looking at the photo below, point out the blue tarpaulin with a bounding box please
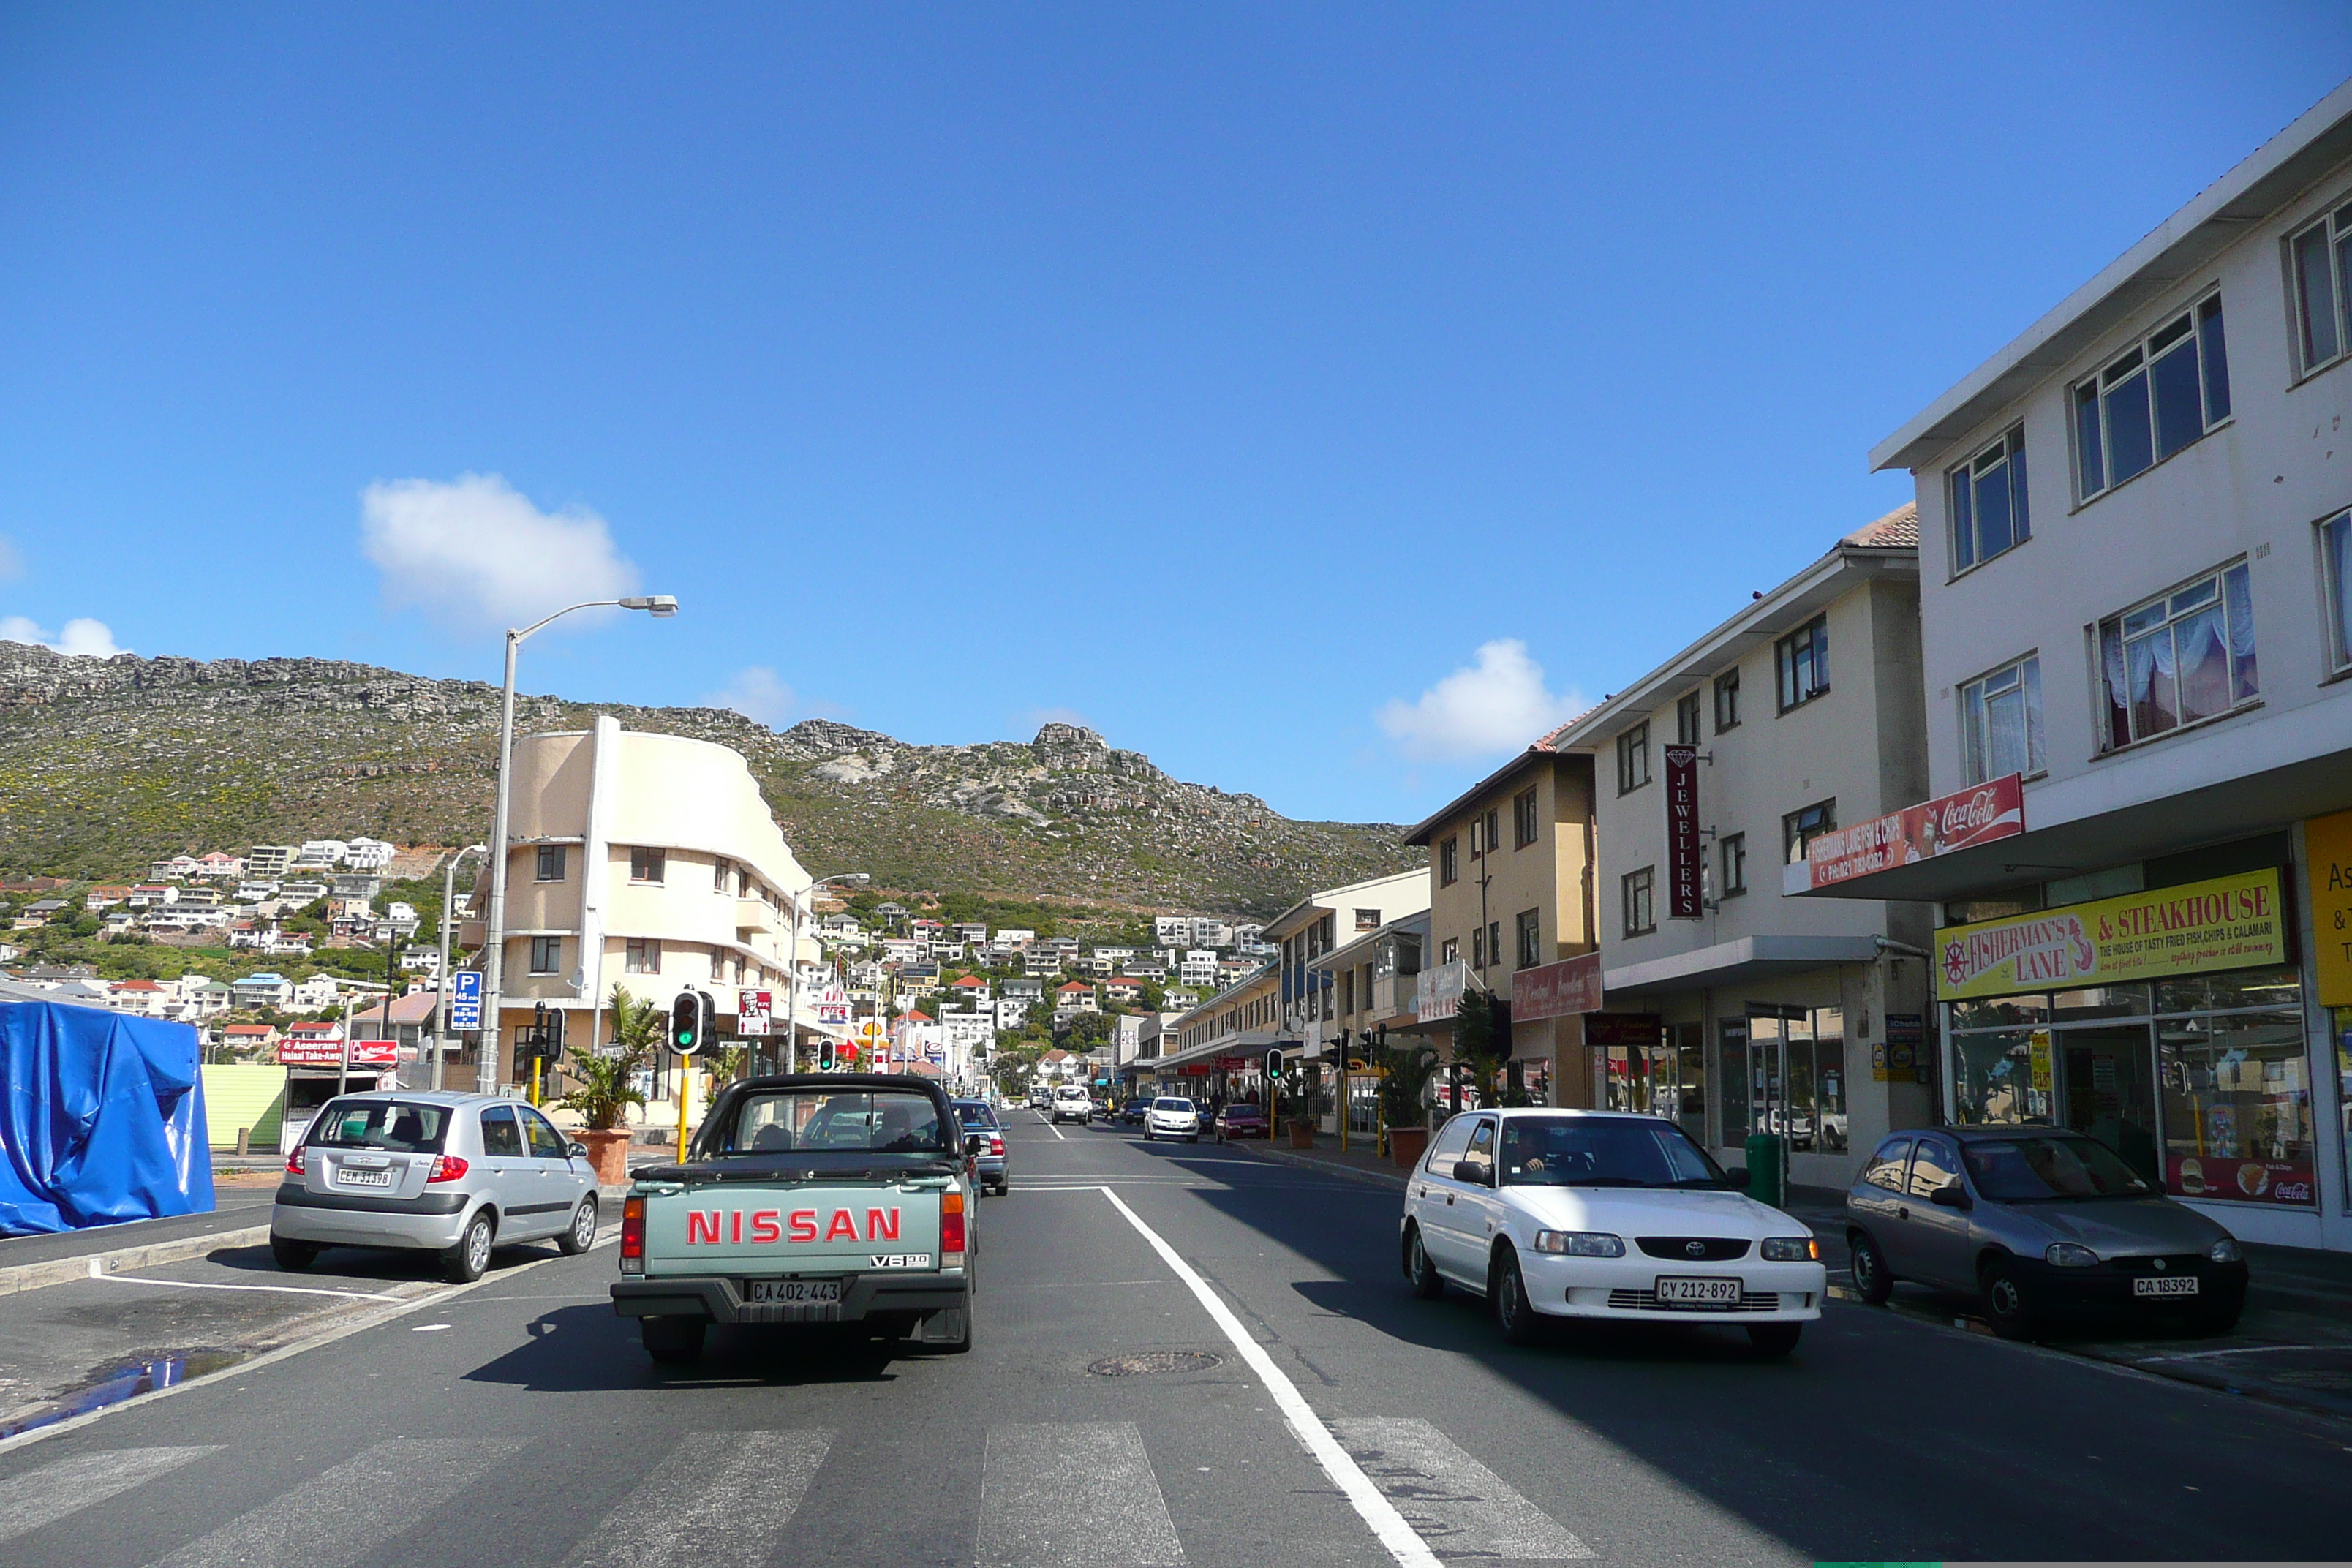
[0,1000,214,1234]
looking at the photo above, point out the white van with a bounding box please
[1049,1085,1093,1124]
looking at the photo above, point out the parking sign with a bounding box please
[448,970,483,1030]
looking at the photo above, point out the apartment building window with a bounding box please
[2097,562,2258,750]
[1784,801,1836,865]
[1676,691,1702,745]
[1439,835,1459,886]
[528,935,562,975]
[1616,721,1651,794]
[1776,616,1829,711]
[1719,833,1747,897]
[713,856,733,893]
[1354,908,1381,932]
[534,845,567,882]
[1486,921,1501,971]
[1621,868,1656,938]
[1471,925,1485,970]
[629,847,666,884]
[1339,970,1354,1017]
[625,938,661,975]
[1948,425,2030,572]
[2325,510,2352,672]
[1512,787,1539,849]
[2290,197,2352,375]
[2073,294,2231,502]
[1441,937,1460,966]
[1959,655,2046,783]
[1514,908,1542,970]
[1714,667,1741,732]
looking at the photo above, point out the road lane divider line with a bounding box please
[1096,1187,1444,1568]
[563,1430,830,1568]
[0,1444,221,1545]
[87,1268,408,1303]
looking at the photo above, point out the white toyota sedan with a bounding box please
[1400,1108,1826,1355]
[1143,1096,1202,1142]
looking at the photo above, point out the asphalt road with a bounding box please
[2,1111,2350,1566]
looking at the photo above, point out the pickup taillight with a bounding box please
[941,1189,966,1266]
[619,1195,645,1274]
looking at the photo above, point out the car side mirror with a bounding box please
[1452,1160,1490,1187]
[567,1140,589,1160]
[1722,1166,1750,1191]
[1930,1179,1971,1209]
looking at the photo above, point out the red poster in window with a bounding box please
[1664,745,1701,919]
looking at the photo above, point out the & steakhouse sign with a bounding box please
[1791,774,2024,892]
[1933,869,2288,1001]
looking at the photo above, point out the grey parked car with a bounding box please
[1844,1126,2248,1338]
[953,1098,1008,1194]
[271,1092,602,1282]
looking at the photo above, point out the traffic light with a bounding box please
[818,1039,836,1070]
[524,1003,565,1064]
[669,990,708,1055]
[1264,1047,1283,1081]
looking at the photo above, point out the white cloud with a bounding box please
[360,473,639,633]
[0,615,129,658]
[1376,639,1583,762]
[0,535,22,581]
[704,666,841,728]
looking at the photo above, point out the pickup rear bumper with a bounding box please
[611,1272,968,1326]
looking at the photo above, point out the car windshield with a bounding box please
[953,1101,998,1128]
[1153,1098,1194,1112]
[1961,1136,2154,1201]
[304,1099,450,1153]
[1499,1116,1727,1188]
[1225,1105,1262,1120]
[713,1090,949,1156]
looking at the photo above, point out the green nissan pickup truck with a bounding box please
[612,1073,979,1363]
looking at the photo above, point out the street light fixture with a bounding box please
[785,872,870,1072]
[478,595,678,1095]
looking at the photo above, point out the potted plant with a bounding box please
[1377,1039,1439,1169]
[558,983,657,1185]
[1284,1081,1318,1147]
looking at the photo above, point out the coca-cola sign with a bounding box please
[1793,774,2024,892]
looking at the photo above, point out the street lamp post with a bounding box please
[478,595,676,1096]
[785,872,870,1072]
[431,844,486,1092]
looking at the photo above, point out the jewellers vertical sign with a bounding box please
[1664,745,1702,919]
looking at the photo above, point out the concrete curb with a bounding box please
[1237,1140,1409,1191]
[0,1225,274,1299]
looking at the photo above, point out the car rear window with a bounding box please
[1962,1136,2152,1201]
[714,1090,949,1156]
[954,1101,999,1128]
[306,1100,451,1153]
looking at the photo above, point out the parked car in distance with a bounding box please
[953,1097,1009,1194]
[1117,1096,1150,1126]
[272,1091,600,1284]
[1029,1088,1052,1110]
[1049,1085,1093,1124]
[1401,1109,1825,1356]
[1144,1096,1202,1142]
[1844,1126,2247,1339]
[1213,1103,1267,1142]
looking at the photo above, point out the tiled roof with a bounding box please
[1843,500,1919,549]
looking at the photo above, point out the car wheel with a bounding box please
[270,1235,317,1272]
[1404,1224,1444,1300]
[443,1211,494,1284]
[1981,1256,2038,1340]
[1492,1248,1542,1345]
[557,1196,598,1256]
[640,1315,705,1365]
[1847,1229,1893,1305]
[1747,1322,1803,1357]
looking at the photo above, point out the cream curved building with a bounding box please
[486,716,818,1091]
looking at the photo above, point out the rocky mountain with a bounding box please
[0,644,1419,916]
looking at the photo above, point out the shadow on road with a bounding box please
[463,1303,932,1392]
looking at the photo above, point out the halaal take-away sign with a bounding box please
[1934,868,2287,1001]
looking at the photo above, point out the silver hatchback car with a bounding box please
[271,1091,601,1282]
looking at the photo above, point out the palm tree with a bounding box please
[558,983,659,1131]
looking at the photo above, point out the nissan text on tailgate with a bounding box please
[612,1074,976,1363]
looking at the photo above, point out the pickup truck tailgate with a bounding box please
[643,1182,943,1274]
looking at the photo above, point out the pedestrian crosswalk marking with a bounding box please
[0,1446,219,1546]
[563,1431,830,1568]
[146,1436,522,1568]
[1330,1419,1592,1560]
[977,1420,1184,1568]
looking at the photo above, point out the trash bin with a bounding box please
[1744,1133,1784,1209]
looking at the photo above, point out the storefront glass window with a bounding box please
[1948,1028,2045,1126]
[2337,1009,2352,1215]
[2051,984,2149,1022]
[1948,995,2048,1032]
[2157,1009,2315,1205]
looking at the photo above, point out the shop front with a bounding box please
[1935,866,2326,1245]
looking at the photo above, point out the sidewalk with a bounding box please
[1249,1134,2352,1421]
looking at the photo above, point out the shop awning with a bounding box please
[1602,935,1883,998]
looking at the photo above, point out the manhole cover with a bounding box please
[1088,1351,1223,1377]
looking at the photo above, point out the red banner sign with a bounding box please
[1795,773,2024,892]
[1511,952,1603,1022]
[1663,745,1701,919]
[278,1037,396,1066]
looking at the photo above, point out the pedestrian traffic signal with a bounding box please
[669,990,708,1055]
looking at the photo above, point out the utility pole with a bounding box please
[431,845,484,1093]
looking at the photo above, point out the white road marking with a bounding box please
[977,1421,1183,1568]
[1330,1417,1593,1559]
[1040,1115,1067,1141]
[1096,1187,1444,1568]
[148,1436,522,1567]
[91,1272,407,1303]
[565,1431,829,1568]
[0,1446,219,1545]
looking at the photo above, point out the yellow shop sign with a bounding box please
[2307,811,2352,1007]
[1934,868,2287,1002]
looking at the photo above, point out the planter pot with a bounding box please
[1388,1126,1429,1170]
[578,1128,633,1186]
[1288,1120,1316,1149]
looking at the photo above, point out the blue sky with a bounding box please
[4,7,2348,826]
